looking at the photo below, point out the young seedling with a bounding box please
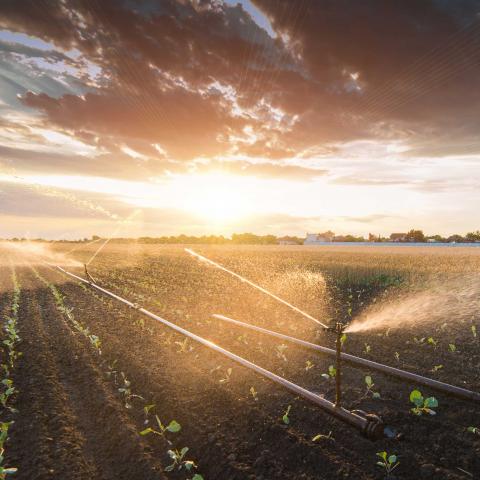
[143,404,155,424]
[448,343,457,353]
[175,338,190,353]
[394,352,400,362]
[0,421,16,478]
[219,367,232,384]
[467,426,479,436]
[321,365,336,380]
[249,386,258,401]
[106,359,118,384]
[275,344,288,362]
[376,451,399,477]
[140,414,181,443]
[190,475,204,480]
[471,325,477,339]
[312,431,334,442]
[282,405,292,424]
[427,337,438,349]
[118,372,143,409]
[363,343,371,354]
[364,375,381,399]
[410,389,438,416]
[165,447,196,472]
[305,360,314,371]
[431,365,443,373]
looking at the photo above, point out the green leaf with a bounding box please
[180,447,189,456]
[167,420,181,433]
[365,376,373,387]
[373,392,381,399]
[165,465,174,472]
[184,460,195,471]
[376,451,387,461]
[410,390,423,406]
[139,428,153,436]
[388,455,397,464]
[192,475,204,480]
[424,397,438,408]
[282,415,290,425]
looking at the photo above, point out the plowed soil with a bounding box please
[1,244,479,479]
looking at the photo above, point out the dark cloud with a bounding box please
[0,0,479,171]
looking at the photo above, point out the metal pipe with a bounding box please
[55,266,385,439]
[212,314,480,403]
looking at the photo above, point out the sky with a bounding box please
[1,0,480,239]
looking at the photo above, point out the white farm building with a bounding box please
[304,231,335,244]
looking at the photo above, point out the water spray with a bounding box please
[185,248,329,329]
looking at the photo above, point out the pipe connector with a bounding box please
[363,413,386,440]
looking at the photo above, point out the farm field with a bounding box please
[1,243,479,480]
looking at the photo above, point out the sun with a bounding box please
[179,173,252,222]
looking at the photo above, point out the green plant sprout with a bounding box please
[143,404,155,424]
[448,343,456,353]
[472,325,477,338]
[321,365,336,380]
[340,333,347,346]
[219,367,232,384]
[312,431,334,442]
[175,338,189,353]
[190,475,204,480]
[106,359,118,384]
[0,379,16,412]
[118,372,143,409]
[364,376,381,399]
[282,405,292,424]
[431,364,443,373]
[394,352,400,362]
[410,390,438,416]
[249,386,258,401]
[140,415,181,442]
[305,360,314,371]
[467,426,479,435]
[376,451,399,477]
[427,337,438,349]
[0,422,16,479]
[363,343,371,354]
[165,447,196,472]
[275,344,288,362]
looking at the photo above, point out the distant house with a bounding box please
[278,236,299,245]
[304,231,335,244]
[390,233,407,242]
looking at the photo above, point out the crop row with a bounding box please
[34,268,204,479]
[0,268,21,478]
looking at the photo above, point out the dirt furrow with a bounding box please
[9,268,167,480]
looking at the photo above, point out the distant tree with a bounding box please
[405,229,425,242]
[466,231,480,242]
[447,234,466,243]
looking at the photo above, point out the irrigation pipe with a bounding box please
[55,265,386,440]
[212,314,480,403]
[185,249,329,329]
